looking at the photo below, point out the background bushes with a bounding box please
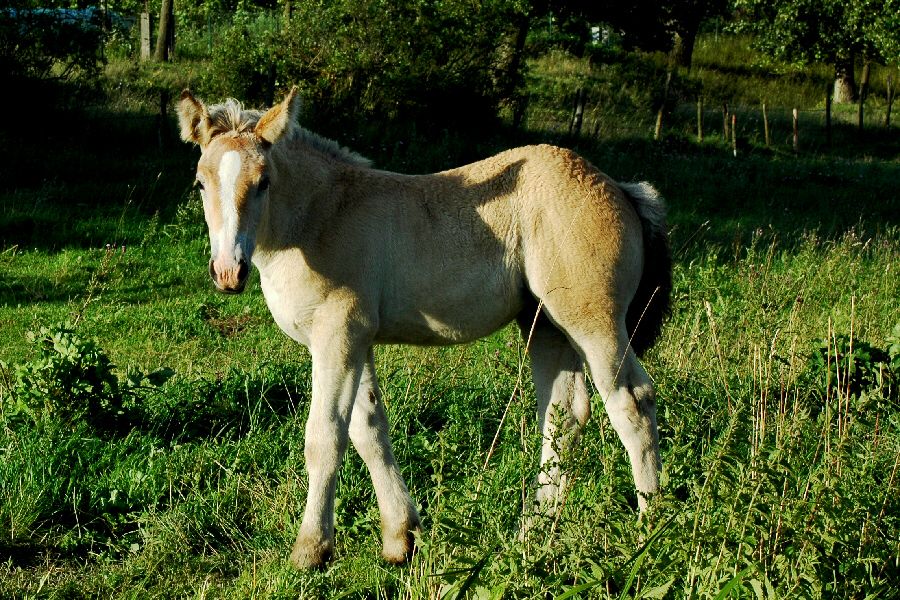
[197,0,527,133]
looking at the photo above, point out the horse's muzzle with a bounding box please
[209,258,249,294]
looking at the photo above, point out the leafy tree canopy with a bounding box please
[733,0,900,66]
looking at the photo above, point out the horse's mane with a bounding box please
[207,98,372,168]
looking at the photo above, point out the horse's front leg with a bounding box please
[290,332,366,569]
[349,349,421,563]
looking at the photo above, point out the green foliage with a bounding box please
[1,324,172,432]
[200,0,528,131]
[871,0,900,63]
[0,2,106,116]
[0,4,105,82]
[0,0,112,123]
[732,0,900,67]
[807,329,899,404]
[205,9,280,105]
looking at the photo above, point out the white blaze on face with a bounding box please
[217,150,243,263]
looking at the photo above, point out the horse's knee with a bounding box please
[605,383,655,426]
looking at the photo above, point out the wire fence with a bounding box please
[529,85,898,157]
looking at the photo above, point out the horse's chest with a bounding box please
[257,265,322,347]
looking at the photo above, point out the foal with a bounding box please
[178,88,671,568]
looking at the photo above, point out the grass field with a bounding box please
[1,34,899,598]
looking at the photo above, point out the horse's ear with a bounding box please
[255,86,301,147]
[178,90,213,147]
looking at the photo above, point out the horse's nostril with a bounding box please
[208,259,217,280]
[238,260,249,282]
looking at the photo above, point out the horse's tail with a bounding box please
[619,182,672,356]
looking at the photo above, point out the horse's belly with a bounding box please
[256,249,522,348]
[377,278,523,345]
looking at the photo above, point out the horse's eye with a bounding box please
[258,177,270,193]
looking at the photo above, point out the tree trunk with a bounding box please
[857,60,871,132]
[505,14,530,129]
[671,28,698,70]
[154,0,174,62]
[832,58,856,104]
[669,11,702,71]
[886,75,894,127]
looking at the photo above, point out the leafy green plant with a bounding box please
[0,2,106,118]
[205,9,281,105]
[807,330,898,404]
[0,324,172,432]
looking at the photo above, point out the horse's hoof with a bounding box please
[381,521,421,565]
[290,533,333,570]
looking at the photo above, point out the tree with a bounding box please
[870,0,900,63]
[205,0,530,131]
[154,0,174,61]
[733,0,900,103]
[665,0,732,69]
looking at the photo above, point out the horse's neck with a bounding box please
[255,140,340,258]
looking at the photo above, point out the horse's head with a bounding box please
[178,88,300,294]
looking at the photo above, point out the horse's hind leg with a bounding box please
[348,350,421,563]
[519,313,591,523]
[576,327,661,511]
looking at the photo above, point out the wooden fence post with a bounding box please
[654,70,672,141]
[762,102,770,147]
[885,75,894,128]
[140,12,152,60]
[722,102,730,141]
[569,87,585,136]
[792,108,799,153]
[825,84,832,147]
[858,60,871,134]
[731,113,737,157]
[697,96,704,142]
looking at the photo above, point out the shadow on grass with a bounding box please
[0,104,195,253]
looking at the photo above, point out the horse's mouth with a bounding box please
[215,282,247,295]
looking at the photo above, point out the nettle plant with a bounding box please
[807,324,900,411]
[0,324,172,431]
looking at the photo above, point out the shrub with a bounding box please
[0,324,173,432]
[806,326,899,412]
[204,9,281,106]
[200,0,528,133]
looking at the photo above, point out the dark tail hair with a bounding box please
[619,182,672,356]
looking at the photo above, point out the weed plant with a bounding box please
[1,32,899,599]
